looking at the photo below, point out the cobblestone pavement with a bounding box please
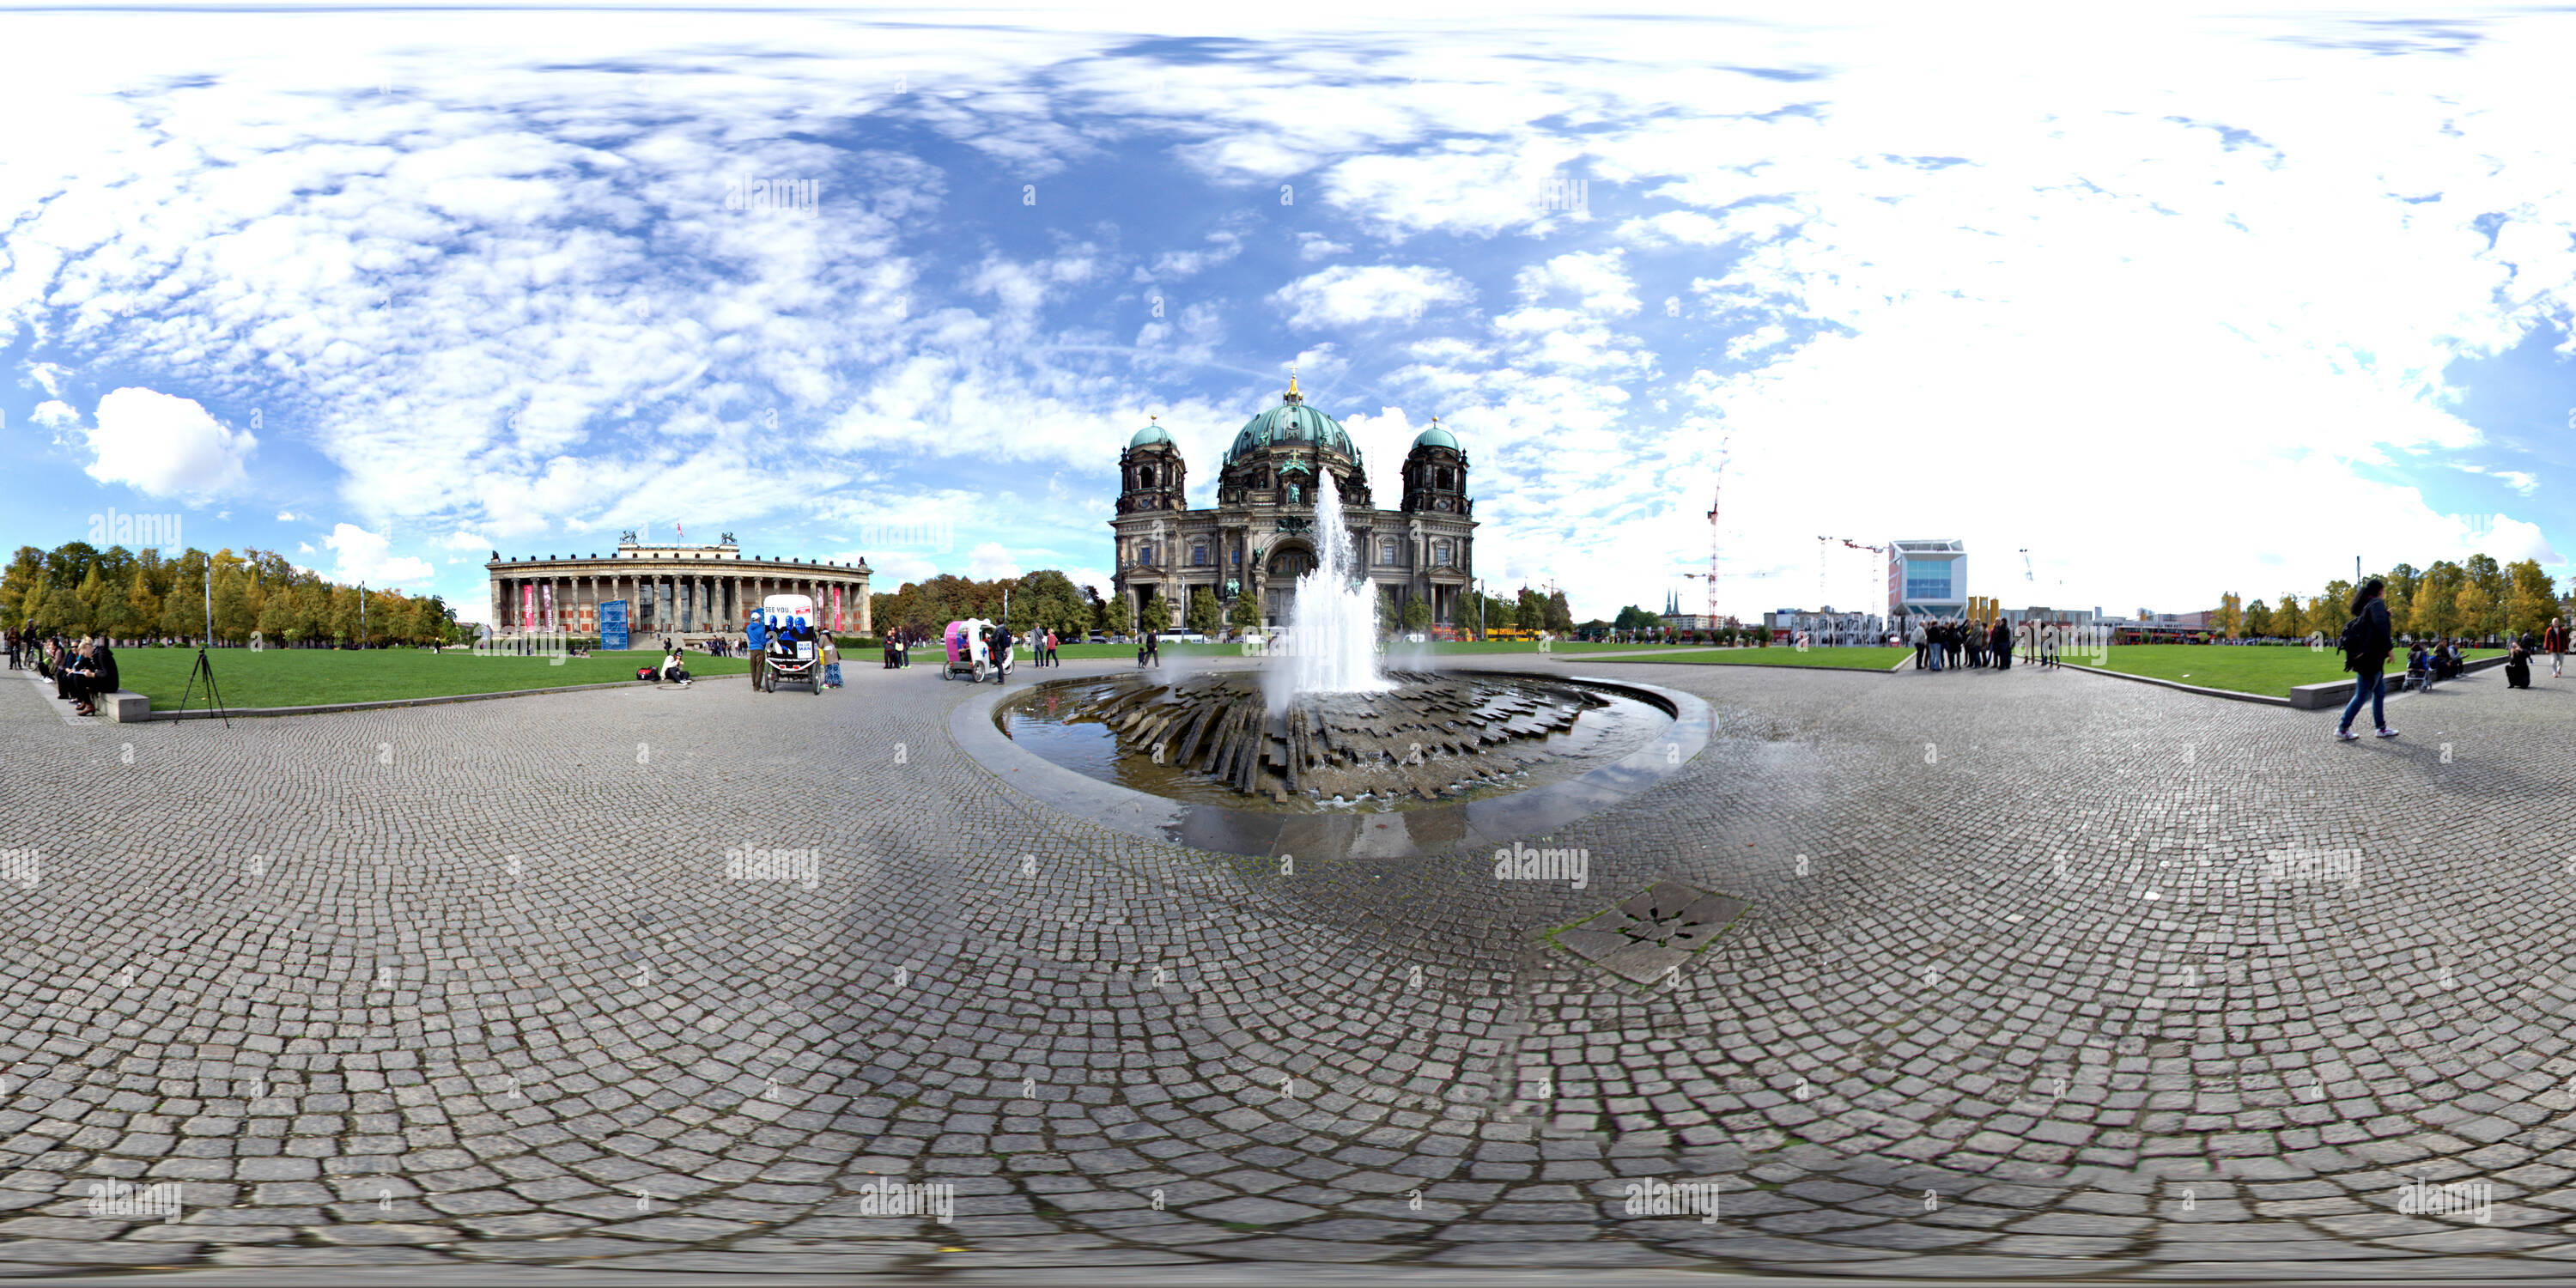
[5,651,2576,1281]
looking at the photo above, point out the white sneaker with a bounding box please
[2375,726,2399,738]
[2335,728,2360,741]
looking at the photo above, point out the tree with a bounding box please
[161,576,203,641]
[1227,592,1260,632]
[1612,605,1658,633]
[39,586,89,637]
[258,590,301,644]
[1400,598,1432,633]
[2275,593,2303,641]
[1516,586,1546,632]
[1545,589,1574,634]
[1187,587,1223,636]
[127,568,161,640]
[0,546,45,631]
[2244,599,2272,638]
[2508,558,2557,637]
[1010,570,1088,636]
[2321,580,2354,628]
[213,572,256,644]
[2454,580,2494,644]
[1115,594,1137,636]
[329,585,361,644]
[1138,592,1165,633]
[2415,561,2464,639]
[2217,591,2243,640]
[93,576,136,641]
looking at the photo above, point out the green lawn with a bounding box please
[2069,644,2504,696]
[109,647,751,709]
[1616,646,1915,671]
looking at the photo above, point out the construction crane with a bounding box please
[2020,548,2035,581]
[1678,453,1727,624]
[1812,535,1887,606]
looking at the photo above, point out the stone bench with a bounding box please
[100,690,151,722]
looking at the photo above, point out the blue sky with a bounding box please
[6,3,2576,622]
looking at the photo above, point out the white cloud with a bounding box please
[30,399,78,428]
[323,522,434,588]
[1514,250,1638,315]
[82,387,256,498]
[965,541,1020,580]
[1271,264,1474,330]
[1296,232,1352,261]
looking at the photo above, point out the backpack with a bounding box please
[2337,611,2366,659]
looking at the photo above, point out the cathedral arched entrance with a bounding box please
[1261,540,1316,627]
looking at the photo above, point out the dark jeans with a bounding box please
[1914,644,1926,668]
[2337,665,2385,732]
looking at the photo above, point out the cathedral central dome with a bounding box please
[1223,373,1359,468]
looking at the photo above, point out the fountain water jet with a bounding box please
[1278,468,1394,705]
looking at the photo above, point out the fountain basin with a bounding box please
[999,670,1666,812]
[950,666,1712,860]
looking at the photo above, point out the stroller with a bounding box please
[941,618,999,682]
[760,594,823,696]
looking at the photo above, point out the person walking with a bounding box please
[1145,626,1161,667]
[744,611,768,692]
[991,623,1015,684]
[1991,617,2013,671]
[1911,619,1927,670]
[2335,577,2397,741]
[2549,617,2567,680]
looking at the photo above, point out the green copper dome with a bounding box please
[1224,398,1358,467]
[1129,420,1176,449]
[1411,424,1459,451]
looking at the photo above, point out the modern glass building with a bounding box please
[1886,538,1967,622]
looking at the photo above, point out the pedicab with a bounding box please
[940,617,1000,682]
[761,594,823,696]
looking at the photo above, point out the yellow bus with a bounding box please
[1487,627,1542,641]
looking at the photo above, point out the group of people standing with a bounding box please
[1908,617,2063,671]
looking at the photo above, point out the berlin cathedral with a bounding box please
[1109,374,1476,630]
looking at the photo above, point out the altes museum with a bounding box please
[1109,374,1477,630]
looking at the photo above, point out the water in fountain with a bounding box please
[1280,468,1394,702]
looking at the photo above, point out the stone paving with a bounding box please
[3,648,2576,1279]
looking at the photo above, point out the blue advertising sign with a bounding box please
[599,599,630,652]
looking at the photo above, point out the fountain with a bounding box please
[997,463,1671,812]
[1277,469,1394,704]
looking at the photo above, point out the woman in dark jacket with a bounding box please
[2336,579,2397,741]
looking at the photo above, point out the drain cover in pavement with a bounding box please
[1550,880,1747,986]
